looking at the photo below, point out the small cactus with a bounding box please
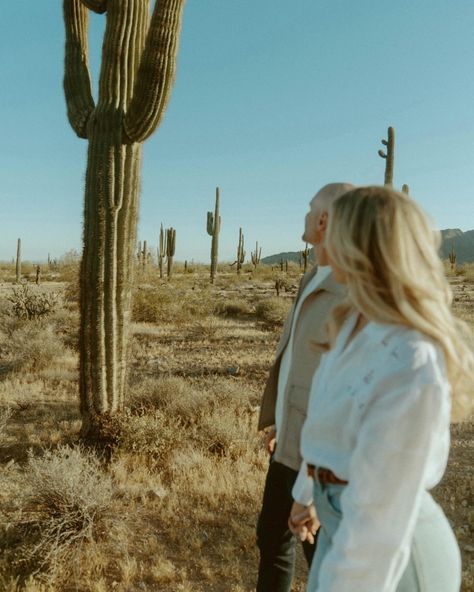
[16,238,21,284]
[251,241,262,269]
[207,187,221,283]
[166,227,176,278]
[402,184,409,195]
[236,227,246,274]
[448,242,457,272]
[378,126,395,186]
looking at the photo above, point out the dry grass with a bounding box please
[0,262,472,591]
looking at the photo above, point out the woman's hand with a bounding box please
[288,501,320,544]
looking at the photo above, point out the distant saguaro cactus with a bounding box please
[142,240,148,271]
[236,227,246,274]
[378,126,395,186]
[301,243,310,273]
[448,242,457,272]
[251,241,262,269]
[207,187,221,283]
[158,223,167,279]
[63,0,186,440]
[166,227,176,278]
[16,238,22,284]
[402,184,409,195]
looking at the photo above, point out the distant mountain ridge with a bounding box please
[263,229,474,266]
[439,229,474,263]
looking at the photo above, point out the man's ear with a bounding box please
[318,211,328,231]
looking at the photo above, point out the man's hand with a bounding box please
[288,501,319,544]
[262,426,276,454]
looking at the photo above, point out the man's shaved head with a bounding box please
[303,182,356,265]
[310,182,355,213]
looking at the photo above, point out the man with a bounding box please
[256,182,354,592]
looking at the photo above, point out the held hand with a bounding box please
[288,501,320,544]
[262,426,276,455]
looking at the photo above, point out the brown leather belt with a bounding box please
[307,464,348,485]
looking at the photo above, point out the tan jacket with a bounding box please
[258,267,346,470]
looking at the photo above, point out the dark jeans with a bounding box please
[256,456,317,592]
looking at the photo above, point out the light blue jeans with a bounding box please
[307,479,461,591]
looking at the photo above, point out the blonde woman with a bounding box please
[289,186,473,591]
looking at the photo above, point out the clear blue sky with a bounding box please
[1,1,473,263]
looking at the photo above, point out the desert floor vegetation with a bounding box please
[0,262,472,591]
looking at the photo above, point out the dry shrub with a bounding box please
[4,323,64,372]
[214,298,252,318]
[49,305,80,350]
[130,376,201,422]
[116,409,185,468]
[463,263,474,281]
[128,376,259,461]
[0,446,115,583]
[132,286,174,323]
[255,296,291,328]
[0,406,12,438]
[187,316,220,340]
[132,286,214,325]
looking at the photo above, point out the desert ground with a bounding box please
[0,260,472,592]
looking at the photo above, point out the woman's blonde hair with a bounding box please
[326,185,474,420]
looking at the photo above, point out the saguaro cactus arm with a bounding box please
[80,0,107,13]
[207,212,215,235]
[63,0,96,139]
[124,0,186,143]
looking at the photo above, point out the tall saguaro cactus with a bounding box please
[158,223,167,279]
[166,227,176,278]
[251,241,262,269]
[63,0,186,440]
[236,227,245,274]
[378,126,395,186]
[15,238,22,284]
[207,187,221,283]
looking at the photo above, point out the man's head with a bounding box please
[303,182,355,266]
